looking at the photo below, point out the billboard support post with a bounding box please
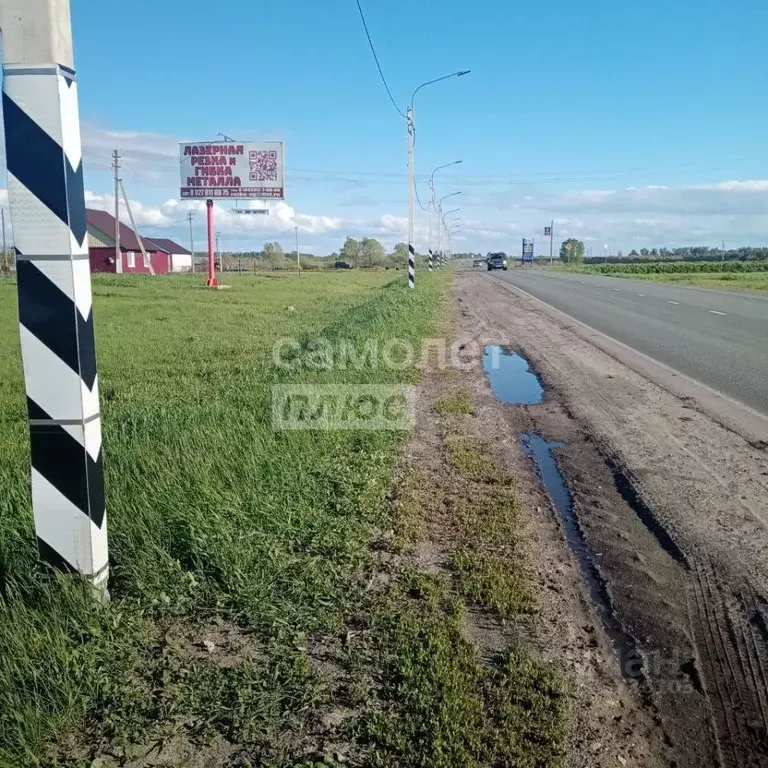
[0,0,108,596]
[206,199,218,288]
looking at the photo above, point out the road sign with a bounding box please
[232,209,269,215]
[522,238,534,263]
[544,226,551,236]
[180,141,285,200]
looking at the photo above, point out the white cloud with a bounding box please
[3,121,768,252]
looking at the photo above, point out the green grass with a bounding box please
[604,270,768,292]
[0,270,452,765]
[434,388,477,416]
[355,574,566,768]
[548,261,768,292]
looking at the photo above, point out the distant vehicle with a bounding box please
[472,258,485,268]
[334,260,352,269]
[487,253,508,271]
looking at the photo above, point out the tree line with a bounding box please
[555,239,768,265]
[221,236,433,269]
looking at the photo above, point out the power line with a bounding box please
[353,0,406,119]
[414,177,430,211]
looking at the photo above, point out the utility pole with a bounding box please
[407,105,415,289]
[1,0,108,595]
[112,150,121,267]
[295,226,300,272]
[428,179,433,272]
[722,239,726,262]
[1,209,7,270]
[187,212,195,274]
[549,219,554,265]
[216,231,221,275]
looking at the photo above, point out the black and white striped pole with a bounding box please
[1,0,108,595]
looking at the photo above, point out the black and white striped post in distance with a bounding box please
[408,243,415,289]
[2,3,108,595]
[428,248,433,272]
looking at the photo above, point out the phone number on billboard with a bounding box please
[180,188,285,199]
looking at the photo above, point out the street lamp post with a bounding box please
[446,225,460,263]
[407,71,469,288]
[429,161,462,271]
[437,192,461,269]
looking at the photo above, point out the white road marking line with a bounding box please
[637,293,645,296]
[613,288,621,292]
[709,310,727,316]
[667,301,680,305]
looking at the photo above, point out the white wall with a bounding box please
[170,253,192,272]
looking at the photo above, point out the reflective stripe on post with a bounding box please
[408,243,415,289]
[2,8,108,593]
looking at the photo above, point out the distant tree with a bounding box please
[559,238,586,264]
[629,249,639,257]
[390,242,410,266]
[640,248,650,257]
[340,237,361,265]
[359,237,386,267]
[651,248,659,257]
[263,241,285,269]
[617,249,624,259]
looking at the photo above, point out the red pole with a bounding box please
[206,199,218,287]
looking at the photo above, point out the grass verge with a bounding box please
[0,271,449,765]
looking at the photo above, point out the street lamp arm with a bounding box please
[430,160,463,188]
[438,191,462,208]
[411,70,471,107]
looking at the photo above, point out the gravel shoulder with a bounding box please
[455,271,768,767]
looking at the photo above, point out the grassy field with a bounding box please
[601,270,768,292]
[0,271,566,767]
[549,261,768,292]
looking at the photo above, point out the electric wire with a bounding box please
[353,0,407,119]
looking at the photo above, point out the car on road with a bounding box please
[472,258,485,268]
[486,253,508,271]
[334,261,352,269]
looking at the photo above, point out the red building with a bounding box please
[87,209,171,275]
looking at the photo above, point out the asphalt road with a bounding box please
[486,268,768,415]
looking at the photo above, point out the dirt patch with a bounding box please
[395,307,673,767]
[455,271,768,767]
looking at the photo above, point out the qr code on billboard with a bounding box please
[249,150,278,182]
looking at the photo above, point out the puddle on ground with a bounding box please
[483,345,543,404]
[521,433,643,684]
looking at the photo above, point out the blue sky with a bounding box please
[7,0,768,255]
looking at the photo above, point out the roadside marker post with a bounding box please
[0,0,108,594]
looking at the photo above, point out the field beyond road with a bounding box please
[0,271,567,767]
[550,260,768,292]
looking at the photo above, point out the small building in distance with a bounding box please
[87,209,171,274]
[144,238,192,272]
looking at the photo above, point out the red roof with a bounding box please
[145,238,191,255]
[86,208,155,252]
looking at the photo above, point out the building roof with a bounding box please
[145,238,191,255]
[86,208,154,251]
